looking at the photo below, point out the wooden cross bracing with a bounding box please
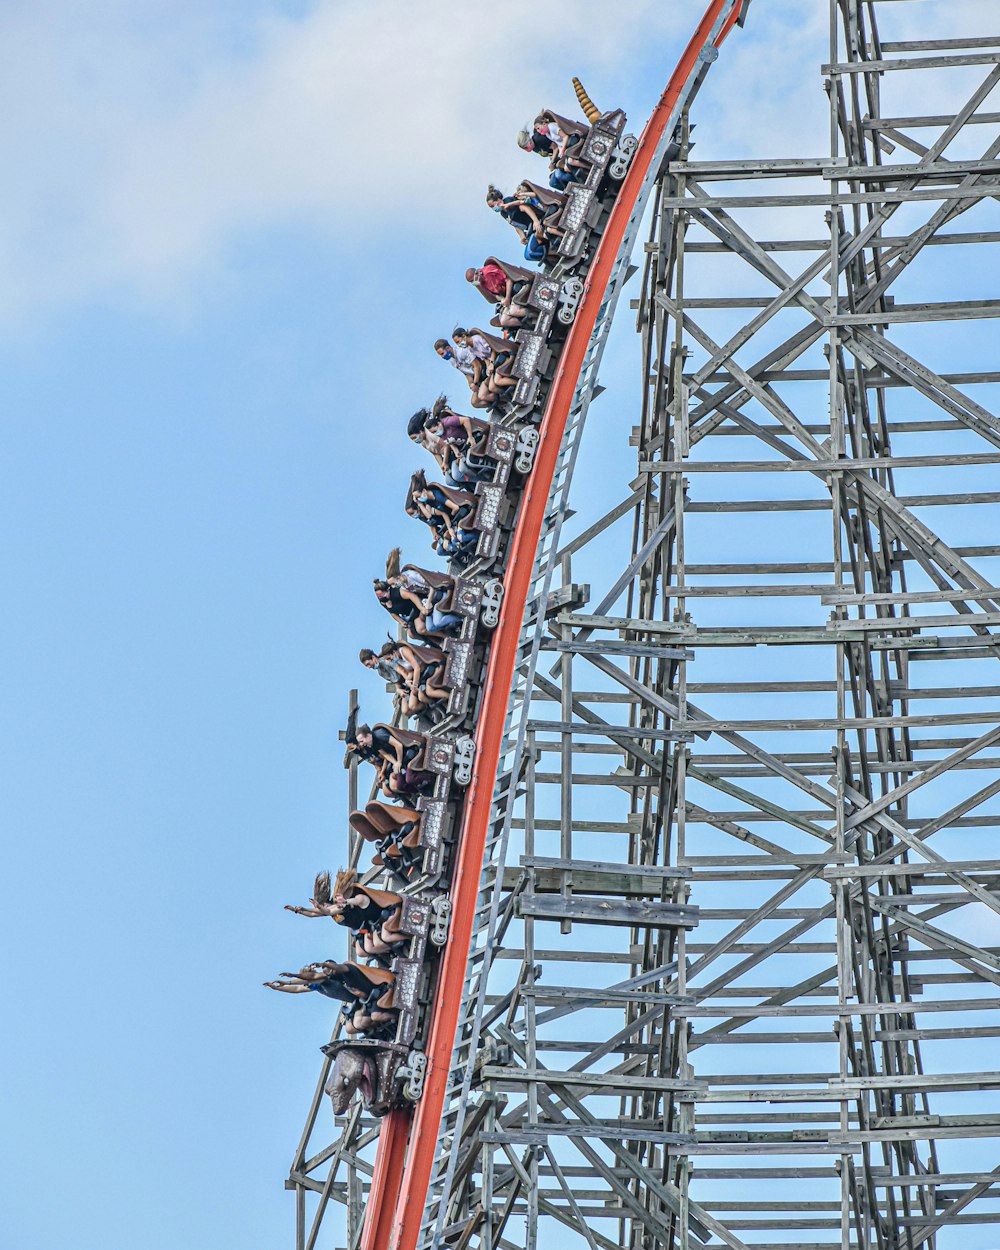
[287,5,1000,1248]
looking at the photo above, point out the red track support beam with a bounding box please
[360,6,746,1248]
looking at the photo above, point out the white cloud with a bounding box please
[0,0,691,323]
[4,0,996,326]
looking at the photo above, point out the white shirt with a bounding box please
[450,343,476,379]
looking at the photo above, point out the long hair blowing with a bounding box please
[333,867,358,898]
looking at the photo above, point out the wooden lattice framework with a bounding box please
[288,5,1000,1247]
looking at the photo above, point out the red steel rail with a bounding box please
[360,6,747,1248]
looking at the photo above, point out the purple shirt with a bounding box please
[437,414,467,444]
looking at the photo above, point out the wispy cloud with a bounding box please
[5,1,994,325]
[0,0,692,323]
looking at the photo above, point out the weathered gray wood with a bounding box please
[525,718,694,741]
[298,22,1000,1250]
[641,453,1000,473]
[481,1068,702,1092]
[660,184,1000,208]
[866,111,1000,129]
[520,986,688,1006]
[824,51,1000,73]
[520,855,690,879]
[684,492,1000,511]
[503,865,689,898]
[540,638,694,658]
[518,893,699,929]
[881,38,1000,52]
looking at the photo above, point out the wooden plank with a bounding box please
[520,855,690,879]
[525,718,694,742]
[641,453,1000,473]
[481,1068,704,1093]
[660,185,1000,208]
[519,894,699,929]
[505,867,690,898]
[824,51,1000,73]
[685,492,1000,511]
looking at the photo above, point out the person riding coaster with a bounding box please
[357,640,399,686]
[434,330,493,409]
[405,468,479,561]
[373,552,462,640]
[514,180,571,250]
[408,395,494,486]
[518,76,606,184]
[486,182,565,263]
[350,800,424,885]
[344,710,437,799]
[465,257,532,331]
[466,326,519,409]
[263,961,397,1037]
[516,78,607,187]
[360,638,449,717]
[284,869,407,962]
[518,110,590,189]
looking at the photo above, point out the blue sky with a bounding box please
[2,2,996,1248]
[0,4,719,1248]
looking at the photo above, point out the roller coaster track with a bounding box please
[289,3,1000,1248]
[347,6,752,1250]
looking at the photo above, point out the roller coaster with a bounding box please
[280,2,1000,1247]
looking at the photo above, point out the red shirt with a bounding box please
[480,263,507,297]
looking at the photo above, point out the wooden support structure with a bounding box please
[286,4,1000,1248]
